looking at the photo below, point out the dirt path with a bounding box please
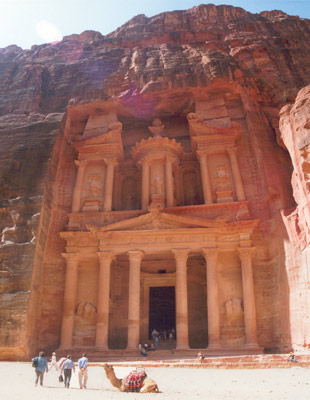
[2,362,310,400]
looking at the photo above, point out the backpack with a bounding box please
[32,358,38,368]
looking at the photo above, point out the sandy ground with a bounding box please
[2,362,310,400]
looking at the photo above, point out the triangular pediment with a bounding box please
[87,208,228,232]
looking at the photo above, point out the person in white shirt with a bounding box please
[78,353,88,389]
[49,352,58,371]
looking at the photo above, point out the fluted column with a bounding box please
[72,160,87,212]
[141,158,150,210]
[103,159,116,211]
[227,147,245,201]
[238,247,258,347]
[197,151,212,204]
[127,250,144,349]
[172,248,190,349]
[96,251,115,349]
[165,158,174,207]
[202,248,221,349]
[60,253,80,348]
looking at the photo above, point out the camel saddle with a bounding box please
[124,370,147,392]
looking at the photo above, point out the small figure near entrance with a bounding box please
[288,351,297,362]
[197,352,205,363]
[61,355,76,388]
[151,328,159,341]
[78,353,88,389]
[154,335,159,350]
[32,351,49,387]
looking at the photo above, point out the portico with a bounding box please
[59,207,260,353]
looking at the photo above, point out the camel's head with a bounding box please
[103,363,113,373]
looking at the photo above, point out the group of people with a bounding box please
[138,327,176,356]
[31,352,88,389]
[152,328,176,342]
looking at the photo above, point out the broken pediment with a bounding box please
[87,208,228,232]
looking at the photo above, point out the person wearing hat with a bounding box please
[78,353,88,389]
[61,355,76,388]
[50,351,58,371]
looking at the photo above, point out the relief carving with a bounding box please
[224,297,243,326]
[87,175,102,198]
[76,301,97,324]
[148,118,165,137]
[152,175,164,195]
[216,164,231,189]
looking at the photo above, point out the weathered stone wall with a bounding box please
[1,4,310,359]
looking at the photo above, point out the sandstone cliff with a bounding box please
[1,4,310,359]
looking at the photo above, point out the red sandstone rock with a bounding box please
[1,4,310,360]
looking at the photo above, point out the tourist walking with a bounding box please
[32,351,48,387]
[78,353,88,389]
[49,352,58,371]
[61,355,75,388]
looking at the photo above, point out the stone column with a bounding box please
[165,157,174,207]
[103,159,116,211]
[202,248,222,349]
[96,251,115,349]
[238,247,259,347]
[141,158,150,210]
[127,250,144,349]
[197,151,212,204]
[172,248,190,349]
[72,160,87,212]
[227,147,245,201]
[60,253,80,348]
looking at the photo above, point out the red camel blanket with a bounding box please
[124,370,147,392]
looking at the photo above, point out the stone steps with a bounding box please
[76,353,310,369]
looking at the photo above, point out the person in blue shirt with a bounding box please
[78,353,88,389]
[61,355,76,388]
[32,351,48,387]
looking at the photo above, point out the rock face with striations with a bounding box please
[1,4,310,359]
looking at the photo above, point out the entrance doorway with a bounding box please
[148,286,175,338]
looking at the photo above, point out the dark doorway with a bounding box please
[149,286,175,338]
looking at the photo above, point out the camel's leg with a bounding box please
[140,383,159,393]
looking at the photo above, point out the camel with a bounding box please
[103,363,159,393]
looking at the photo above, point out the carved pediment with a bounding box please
[87,208,228,232]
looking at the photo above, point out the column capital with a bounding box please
[237,247,255,261]
[128,250,144,263]
[196,150,209,159]
[202,247,219,261]
[227,146,238,156]
[97,251,116,263]
[74,159,88,168]
[103,157,118,167]
[61,252,81,263]
[171,248,190,261]
[165,155,177,164]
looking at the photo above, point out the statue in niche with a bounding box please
[76,302,97,325]
[152,175,164,195]
[216,164,230,189]
[224,297,243,326]
[87,175,102,198]
[148,118,165,137]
